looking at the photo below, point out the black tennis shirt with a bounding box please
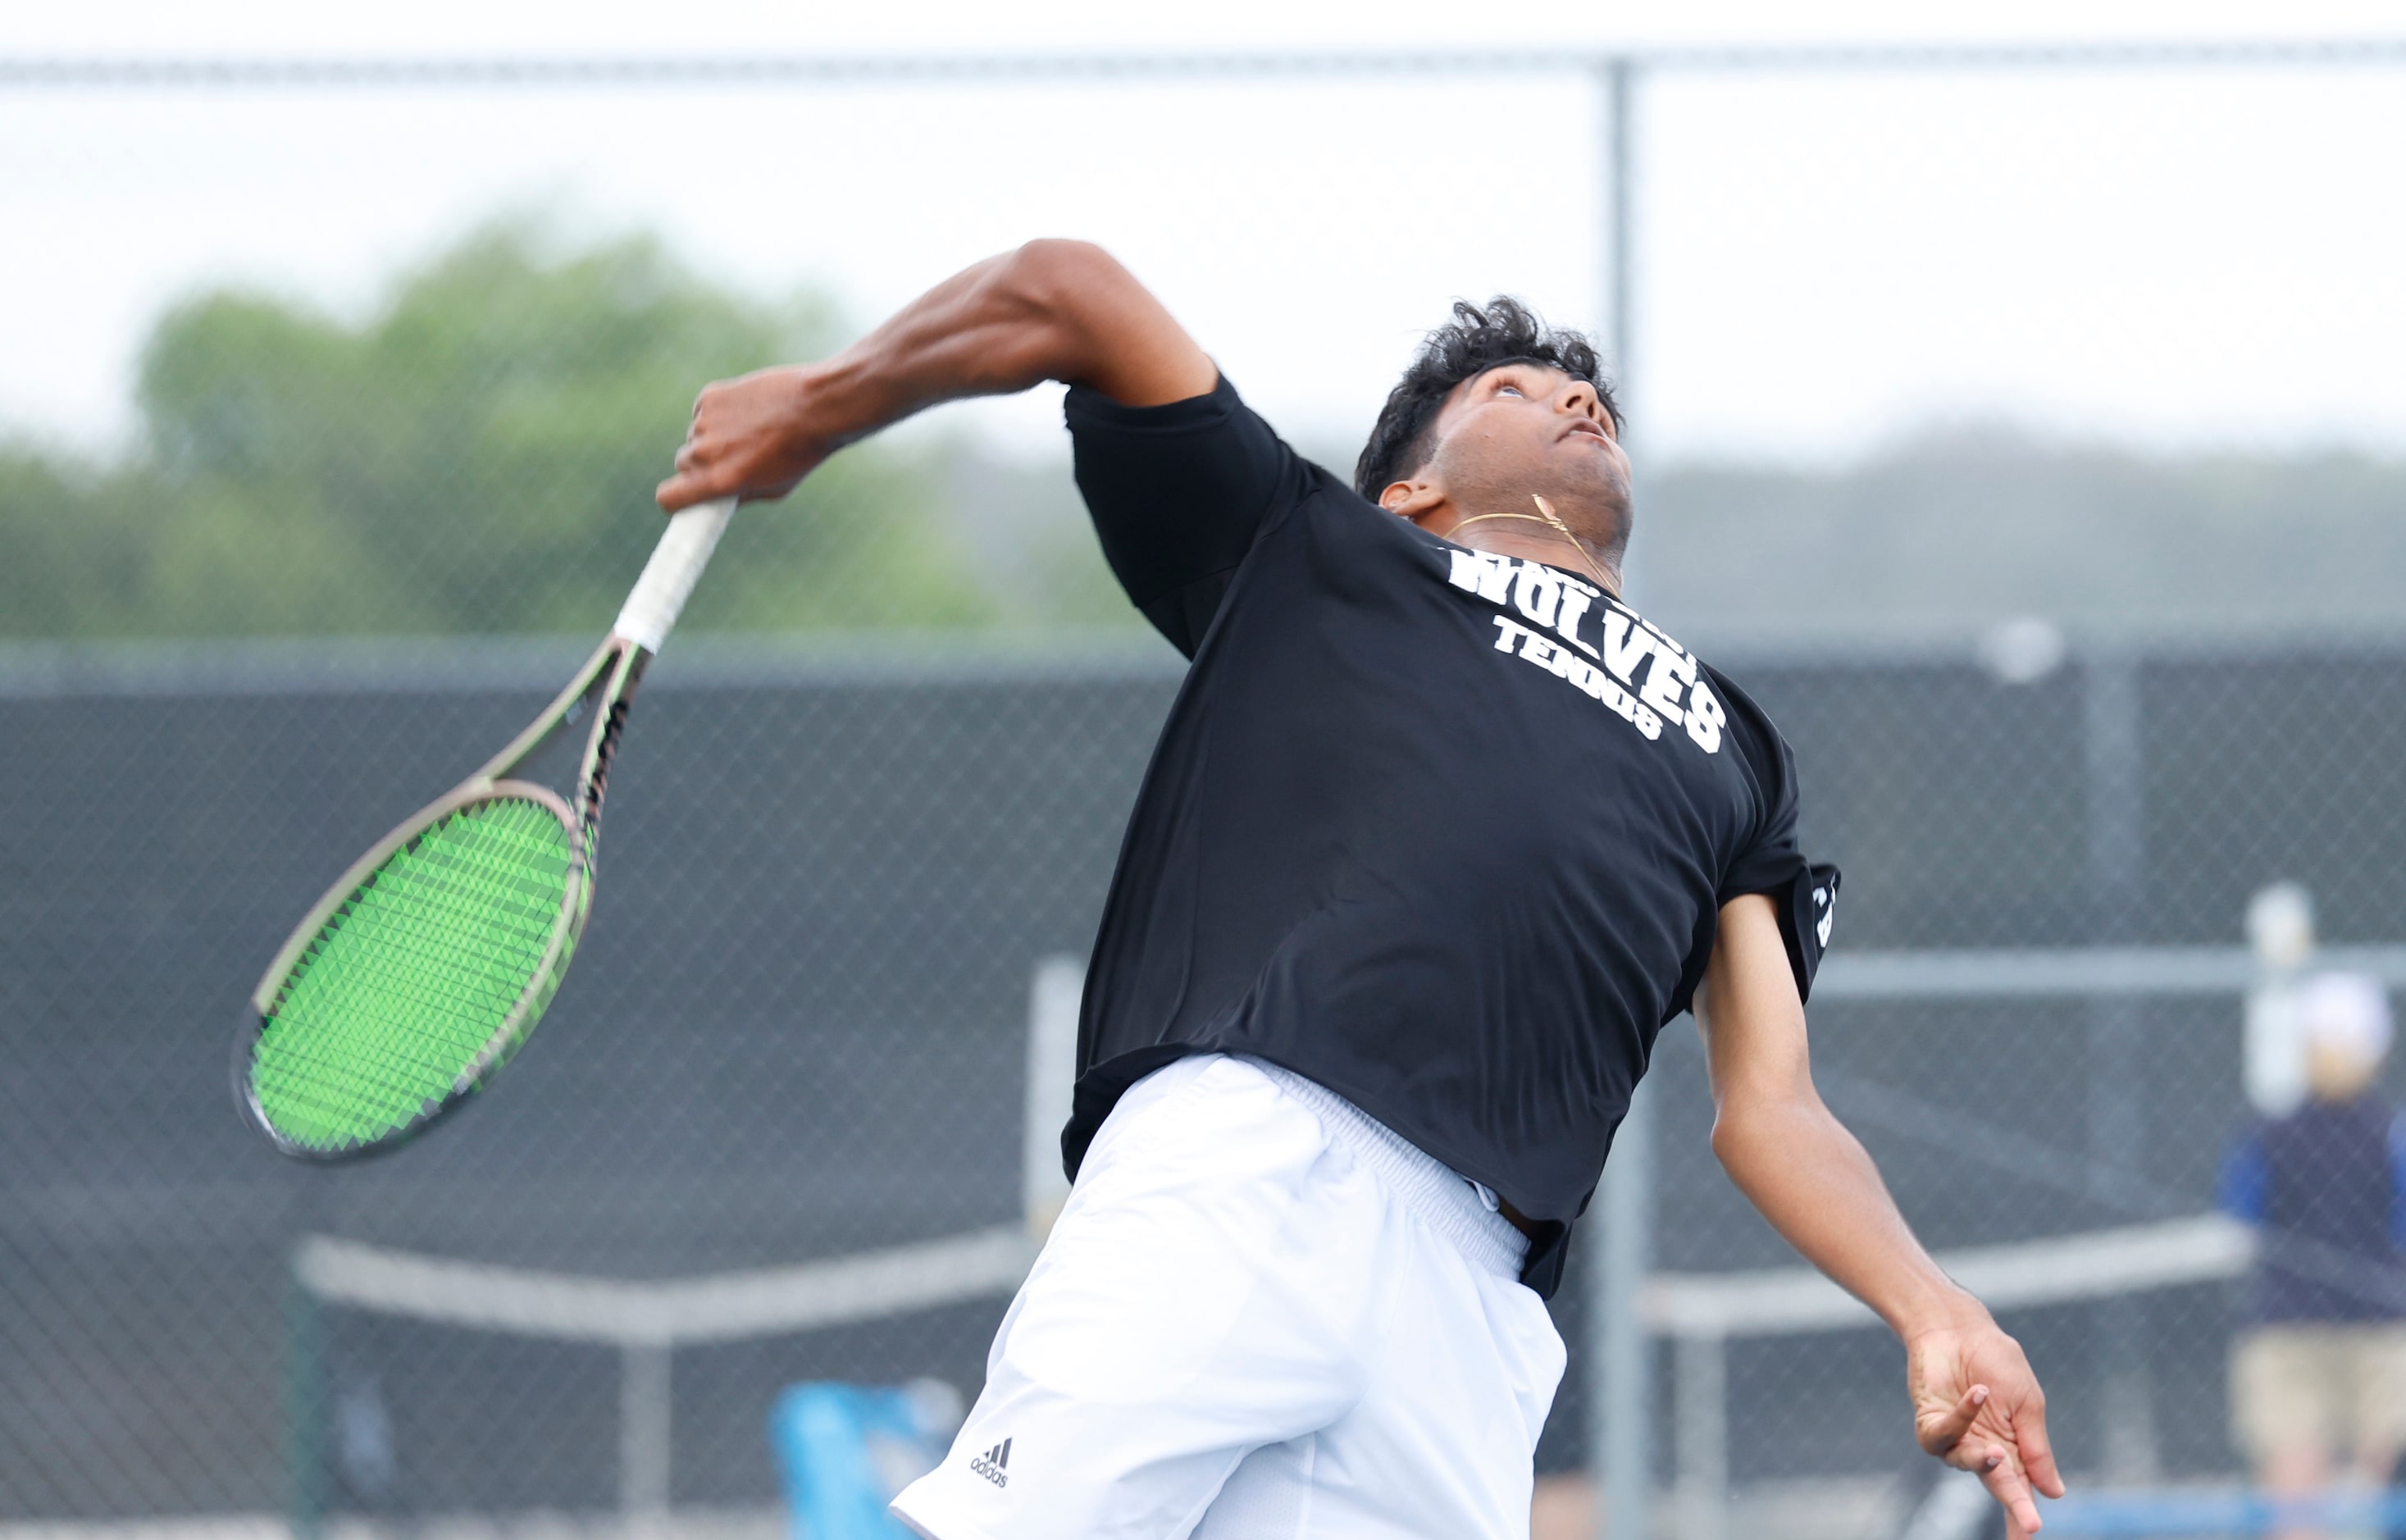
[1060,376,1839,1296]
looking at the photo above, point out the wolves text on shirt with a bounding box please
[1444,548,1726,754]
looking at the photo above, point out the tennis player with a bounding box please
[658,241,2062,1540]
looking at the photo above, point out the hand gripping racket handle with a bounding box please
[613,498,735,654]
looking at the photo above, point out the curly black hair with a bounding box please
[1353,297,1620,500]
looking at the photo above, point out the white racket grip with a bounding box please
[613,498,734,653]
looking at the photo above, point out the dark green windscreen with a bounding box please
[249,796,576,1154]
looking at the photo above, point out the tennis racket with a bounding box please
[235,498,736,1160]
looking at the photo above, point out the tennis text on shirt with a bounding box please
[1440,547,1727,754]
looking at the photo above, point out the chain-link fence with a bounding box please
[7,42,2406,1540]
[10,636,2406,1535]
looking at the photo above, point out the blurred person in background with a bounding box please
[2220,973,2406,1534]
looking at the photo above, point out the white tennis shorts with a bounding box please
[890,1053,1566,1540]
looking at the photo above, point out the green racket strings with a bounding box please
[249,798,574,1152]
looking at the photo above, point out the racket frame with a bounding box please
[236,637,640,1161]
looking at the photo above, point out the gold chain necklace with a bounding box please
[1441,494,1620,599]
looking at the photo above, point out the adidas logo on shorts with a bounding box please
[968,1437,1012,1488]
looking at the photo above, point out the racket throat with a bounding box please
[580,696,632,841]
[576,649,650,855]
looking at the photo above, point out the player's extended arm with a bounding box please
[656,240,1216,512]
[1695,892,2067,1538]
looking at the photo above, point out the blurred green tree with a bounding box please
[0,219,1029,639]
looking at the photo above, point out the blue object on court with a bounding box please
[2040,1487,2406,1537]
[768,1382,959,1540]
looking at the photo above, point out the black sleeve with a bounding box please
[1710,667,1842,1002]
[1064,374,1302,658]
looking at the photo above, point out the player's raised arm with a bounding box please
[656,240,1216,512]
[1694,892,2066,1538]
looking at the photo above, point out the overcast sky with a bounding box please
[5,0,2404,466]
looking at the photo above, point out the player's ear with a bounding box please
[1380,476,1446,526]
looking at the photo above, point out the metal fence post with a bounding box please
[2083,646,2159,1483]
[1596,1075,1658,1539]
[1590,53,1656,1540]
[1602,53,1638,390]
[1024,955,1084,1238]
[1675,1328,1729,1540]
[285,1267,326,1540]
[620,1341,672,1525]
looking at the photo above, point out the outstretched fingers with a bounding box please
[2013,1389,2066,1500]
[1917,1383,1986,1456]
[1970,1447,2040,1540]
[1922,1384,2044,1537]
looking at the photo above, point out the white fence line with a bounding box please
[1644,1214,2253,1338]
[296,1214,2254,1351]
[294,1223,1038,1349]
[1816,945,2406,999]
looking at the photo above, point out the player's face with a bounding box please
[1418,362,1633,546]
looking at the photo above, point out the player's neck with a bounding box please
[1439,512,1623,599]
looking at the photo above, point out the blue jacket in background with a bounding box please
[2219,1094,2406,1324]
